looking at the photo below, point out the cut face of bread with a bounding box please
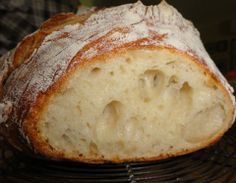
[37,49,232,162]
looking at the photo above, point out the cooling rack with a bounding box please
[1,123,236,183]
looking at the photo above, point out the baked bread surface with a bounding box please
[0,1,235,163]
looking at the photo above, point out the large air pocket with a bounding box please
[139,69,166,101]
[182,104,225,143]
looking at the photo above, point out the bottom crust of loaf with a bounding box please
[23,48,234,163]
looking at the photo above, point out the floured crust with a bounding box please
[14,12,96,70]
[0,1,235,163]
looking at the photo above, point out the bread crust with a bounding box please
[0,1,235,163]
[13,12,95,69]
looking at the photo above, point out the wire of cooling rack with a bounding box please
[1,124,236,183]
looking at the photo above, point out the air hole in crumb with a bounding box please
[80,138,86,142]
[109,71,114,76]
[212,85,218,90]
[48,145,54,150]
[65,128,71,133]
[44,122,50,128]
[166,61,176,65]
[91,67,101,74]
[204,80,218,90]
[180,82,192,94]
[103,100,123,127]
[141,69,165,88]
[86,123,91,129]
[168,75,178,86]
[182,104,225,143]
[45,138,49,143]
[143,97,151,103]
[89,141,98,154]
[126,57,132,64]
[179,82,193,105]
[76,105,81,114]
[62,134,72,145]
[130,116,138,122]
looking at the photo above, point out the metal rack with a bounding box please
[1,124,236,183]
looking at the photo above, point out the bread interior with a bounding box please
[37,49,232,161]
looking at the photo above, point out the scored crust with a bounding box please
[0,1,235,163]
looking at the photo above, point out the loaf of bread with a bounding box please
[0,1,235,163]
